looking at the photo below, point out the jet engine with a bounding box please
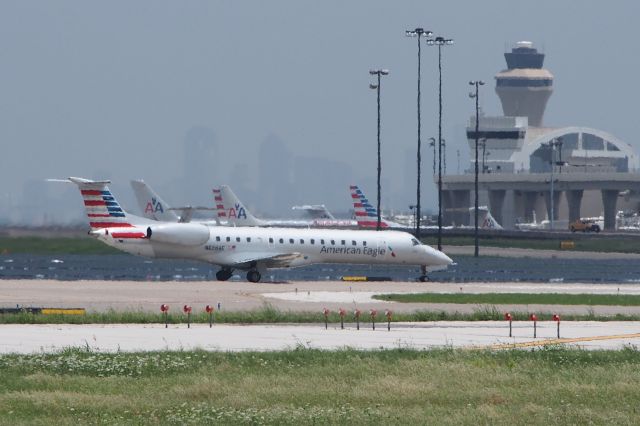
[146,223,210,246]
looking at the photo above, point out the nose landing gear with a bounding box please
[418,265,429,282]
[247,270,261,283]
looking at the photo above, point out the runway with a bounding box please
[1,321,639,354]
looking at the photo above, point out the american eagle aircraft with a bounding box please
[66,177,452,282]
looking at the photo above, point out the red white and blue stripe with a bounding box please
[80,187,132,229]
[213,188,226,218]
[350,185,389,229]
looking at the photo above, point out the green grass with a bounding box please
[0,237,118,255]
[424,235,640,253]
[373,292,640,306]
[1,305,640,325]
[0,347,639,424]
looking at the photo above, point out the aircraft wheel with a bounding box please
[216,269,232,281]
[247,270,261,283]
[418,275,429,282]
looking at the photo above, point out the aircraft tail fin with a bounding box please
[481,209,503,230]
[350,184,389,229]
[60,177,144,229]
[130,180,180,222]
[216,185,266,226]
[470,206,503,230]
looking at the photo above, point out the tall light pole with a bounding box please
[481,138,487,173]
[543,138,563,230]
[405,28,433,240]
[369,69,389,231]
[442,138,447,174]
[428,35,453,251]
[429,137,436,175]
[469,80,485,258]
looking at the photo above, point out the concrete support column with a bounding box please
[601,190,618,230]
[452,190,471,226]
[544,190,562,222]
[442,190,453,226]
[488,190,506,227]
[523,191,538,222]
[565,190,584,223]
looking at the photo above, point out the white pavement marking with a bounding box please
[261,291,390,304]
[262,282,640,305]
[1,321,639,354]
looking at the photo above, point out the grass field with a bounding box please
[0,347,638,424]
[0,237,118,255]
[373,292,640,306]
[1,305,640,325]
[422,235,640,253]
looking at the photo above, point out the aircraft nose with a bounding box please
[425,246,453,266]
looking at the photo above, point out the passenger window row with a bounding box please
[213,236,370,247]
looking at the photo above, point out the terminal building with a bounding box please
[441,41,640,230]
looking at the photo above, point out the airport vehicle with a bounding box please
[65,177,452,282]
[569,218,601,233]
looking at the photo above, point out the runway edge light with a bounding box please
[205,305,214,328]
[160,304,169,328]
[504,312,513,337]
[530,314,538,338]
[322,308,330,330]
[183,305,192,329]
[354,309,361,330]
[553,314,561,338]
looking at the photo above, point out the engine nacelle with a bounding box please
[146,223,210,246]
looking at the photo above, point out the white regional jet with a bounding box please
[66,177,452,282]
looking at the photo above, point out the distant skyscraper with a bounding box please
[495,41,553,127]
[293,156,353,212]
[258,134,292,215]
[183,126,218,205]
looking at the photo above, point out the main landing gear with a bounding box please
[216,268,233,281]
[418,266,429,282]
[246,270,261,283]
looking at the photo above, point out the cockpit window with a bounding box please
[411,238,421,246]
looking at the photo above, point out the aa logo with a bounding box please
[227,203,247,220]
[145,197,164,214]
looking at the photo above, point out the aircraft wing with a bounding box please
[218,251,305,269]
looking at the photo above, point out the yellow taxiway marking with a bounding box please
[41,308,86,315]
[484,332,640,350]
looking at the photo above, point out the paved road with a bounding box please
[1,321,639,354]
[3,279,640,316]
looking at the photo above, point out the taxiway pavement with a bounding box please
[2,279,640,315]
[1,321,639,354]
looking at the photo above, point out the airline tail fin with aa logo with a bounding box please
[214,186,267,226]
[130,180,180,222]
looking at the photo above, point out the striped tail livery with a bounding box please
[350,185,390,229]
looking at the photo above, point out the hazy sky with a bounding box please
[2,1,639,223]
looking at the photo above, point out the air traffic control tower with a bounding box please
[495,41,553,127]
[439,41,640,231]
